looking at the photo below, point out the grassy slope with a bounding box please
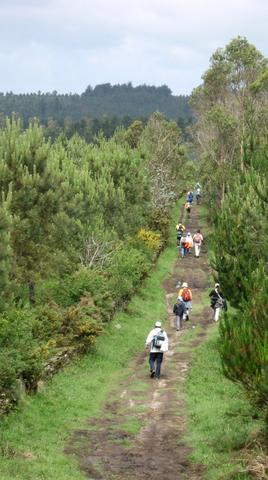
[0,205,180,480]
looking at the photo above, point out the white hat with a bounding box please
[155,321,161,327]
[182,282,188,288]
[215,283,220,288]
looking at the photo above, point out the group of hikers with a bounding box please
[176,226,204,258]
[145,183,227,379]
[184,183,202,218]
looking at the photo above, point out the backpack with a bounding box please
[182,288,192,302]
[152,330,165,349]
[176,229,183,240]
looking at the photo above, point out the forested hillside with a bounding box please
[191,36,268,430]
[0,83,192,127]
[0,112,187,415]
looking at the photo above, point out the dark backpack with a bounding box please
[152,330,165,349]
[176,229,183,240]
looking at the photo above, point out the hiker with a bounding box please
[195,187,202,204]
[185,232,193,254]
[176,223,185,246]
[185,201,191,218]
[187,191,194,204]
[192,229,204,258]
[178,282,192,321]
[180,232,187,258]
[145,321,169,379]
[173,297,186,331]
[209,283,227,322]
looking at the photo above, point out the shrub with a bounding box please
[137,228,162,253]
[149,207,171,242]
[0,308,44,394]
[60,305,103,352]
[107,245,151,306]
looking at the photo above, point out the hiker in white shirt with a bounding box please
[145,321,168,379]
[192,229,204,258]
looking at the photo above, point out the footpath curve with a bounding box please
[66,202,211,480]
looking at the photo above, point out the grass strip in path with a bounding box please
[0,204,181,480]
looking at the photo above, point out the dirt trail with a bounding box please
[66,204,211,480]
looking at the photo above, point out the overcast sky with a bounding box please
[1,0,267,95]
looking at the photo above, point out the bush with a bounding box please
[149,207,171,242]
[107,245,151,306]
[0,308,44,394]
[219,264,268,408]
[137,228,162,253]
[60,304,103,352]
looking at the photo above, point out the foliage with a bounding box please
[0,212,175,480]
[191,36,268,206]
[192,36,268,429]
[0,112,180,410]
[140,112,184,217]
[219,264,268,408]
[106,245,151,306]
[137,228,162,253]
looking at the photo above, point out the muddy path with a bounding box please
[66,204,212,480]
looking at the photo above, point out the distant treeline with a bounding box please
[0,83,192,127]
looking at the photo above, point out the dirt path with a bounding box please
[66,204,211,480]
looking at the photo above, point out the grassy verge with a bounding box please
[185,326,262,479]
[0,203,181,480]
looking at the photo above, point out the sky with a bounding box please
[0,0,267,96]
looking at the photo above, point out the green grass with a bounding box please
[185,325,261,480]
[0,203,182,480]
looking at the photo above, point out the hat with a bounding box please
[187,232,191,236]
[155,321,161,327]
[182,282,188,288]
[177,296,183,302]
[215,283,220,288]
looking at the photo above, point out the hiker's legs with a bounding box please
[149,352,157,373]
[175,315,182,330]
[181,247,185,258]
[214,307,221,322]
[155,353,163,378]
[194,244,200,257]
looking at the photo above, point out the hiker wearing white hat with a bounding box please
[145,321,169,379]
[178,282,193,322]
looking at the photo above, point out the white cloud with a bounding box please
[0,0,267,94]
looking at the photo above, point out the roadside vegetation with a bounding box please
[0,111,186,415]
[0,205,179,480]
[186,326,263,480]
[191,36,268,436]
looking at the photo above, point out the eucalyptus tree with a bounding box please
[191,36,268,203]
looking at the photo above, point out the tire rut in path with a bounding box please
[66,204,209,480]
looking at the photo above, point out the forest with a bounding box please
[0,83,192,135]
